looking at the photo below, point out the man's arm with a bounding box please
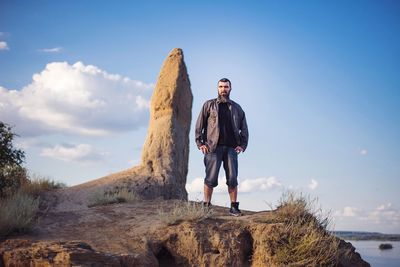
[195,102,208,149]
[239,111,249,151]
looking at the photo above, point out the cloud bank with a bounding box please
[40,143,107,162]
[334,206,359,217]
[186,176,283,194]
[334,203,400,230]
[240,177,282,193]
[0,61,153,137]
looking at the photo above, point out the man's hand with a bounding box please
[199,145,209,154]
[234,146,244,154]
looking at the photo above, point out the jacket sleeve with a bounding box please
[195,102,208,148]
[239,111,249,151]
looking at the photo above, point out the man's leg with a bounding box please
[223,147,238,192]
[228,186,237,203]
[223,147,241,216]
[204,184,214,203]
[203,147,223,204]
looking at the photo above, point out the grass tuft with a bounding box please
[0,190,39,237]
[270,191,339,266]
[0,174,65,238]
[88,187,139,207]
[158,201,213,225]
[21,174,66,197]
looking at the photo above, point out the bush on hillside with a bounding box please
[0,122,65,238]
[0,165,28,198]
[0,190,39,237]
[0,122,28,198]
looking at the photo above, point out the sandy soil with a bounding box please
[13,187,259,256]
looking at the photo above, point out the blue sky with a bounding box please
[1,0,399,233]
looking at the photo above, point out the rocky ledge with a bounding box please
[1,200,369,267]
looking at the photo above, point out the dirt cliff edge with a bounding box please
[1,199,369,267]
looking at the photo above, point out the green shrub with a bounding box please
[0,122,27,198]
[88,187,139,207]
[0,190,39,237]
[0,165,28,198]
[158,201,213,225]
[0,122,64,238]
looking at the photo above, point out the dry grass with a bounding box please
[0,174,65,238]
[88,187,139,207]
[268,191,339,266]
[158,201,213,225]
[0,190,39,237]
[21,174,66,197]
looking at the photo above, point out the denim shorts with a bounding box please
[204,145,238,188]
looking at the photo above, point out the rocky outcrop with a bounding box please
[0,201,370,267]
[137,47,192,200]
[0,240,157,266]
[70,48,192,202]
[150,220,369,267]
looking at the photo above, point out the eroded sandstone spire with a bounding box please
[138,48,193,199]
[70,48,192,203]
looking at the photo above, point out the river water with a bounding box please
[348,240,400,267]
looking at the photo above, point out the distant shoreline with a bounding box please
[333,231,400,241]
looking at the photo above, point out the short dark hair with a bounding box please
[218,78,231,88]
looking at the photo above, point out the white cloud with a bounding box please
[376,203,392,211]
[308,179,318,190]
[186,177,232,194]
[186,177,206,194]
[334,204,400,227]
[0,61,153,137]
[239,176,282,193]
[334,204,400,233]
[367,203,400,225]
[15,138,49,150]
[186,176,282,194]
[38,47,63,53]
[40,143,106,162]
[0,41,9,50]
[335,206,359,217]
[360,149,368,155]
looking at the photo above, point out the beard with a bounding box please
[218,92,230,102]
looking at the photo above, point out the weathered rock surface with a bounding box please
[45,48,192,212]
[80,47,192,201]
[0,200,370,267]
[0,239,156,266]
[137,47,192,200]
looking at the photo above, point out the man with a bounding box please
[195,78,249,216]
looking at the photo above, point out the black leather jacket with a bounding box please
[195,98,249,153]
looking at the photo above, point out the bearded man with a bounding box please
[195,78,249,216]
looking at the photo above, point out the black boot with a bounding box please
[202,201,211,208]
[229,202,242,216]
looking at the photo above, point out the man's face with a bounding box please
[218,81,231,97]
